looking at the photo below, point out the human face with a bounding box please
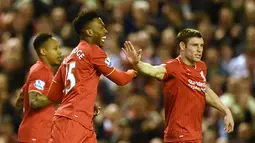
[181,37,204,64]
[43,38,62,66]
[90,18,108,47]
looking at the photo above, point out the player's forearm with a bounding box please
[15,91,24,108]
[16,97,24,109]
[205,87,230,115]
[30,95,52,108]
[48,84,63,103]
[107,69,135,86]
[136,61,155,77]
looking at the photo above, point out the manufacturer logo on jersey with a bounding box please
[34,80,45,90]
[105,57,112,67]
[200,71,206,81]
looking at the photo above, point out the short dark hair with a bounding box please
[72,11,100,35]
[33,33,53,55]
[176,28,202,44]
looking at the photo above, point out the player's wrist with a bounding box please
[135,61,142,66]
[224,107,231,116]
[127,69,137,78]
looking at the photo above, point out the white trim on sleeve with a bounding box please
[105,68,115,77]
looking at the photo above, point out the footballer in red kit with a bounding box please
[17,34,61,143]
[47,11,137,143]
[162,57,207,142]
[123,28,234,143]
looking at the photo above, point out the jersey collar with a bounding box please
[177,56,197,69]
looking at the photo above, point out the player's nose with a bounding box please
[104,28,108,35]
[58,50,62,56]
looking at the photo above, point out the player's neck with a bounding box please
[39,56,53,69]
[81,37,95,45]
[180,55,196,67]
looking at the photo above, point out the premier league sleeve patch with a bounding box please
[105,57,112,67]
[34,80,46,90]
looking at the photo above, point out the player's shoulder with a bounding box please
[78,41,105,57]
[29,61,51,77]
[163,58,179,66]
[196,60,207,70]
[30,62,48,73]
[91,44,105,55]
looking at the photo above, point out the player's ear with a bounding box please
[40,47,47,56]
[85,29,94,37]
[179,42,185,51]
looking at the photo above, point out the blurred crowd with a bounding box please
[0,0,255,143]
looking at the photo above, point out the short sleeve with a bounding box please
[48,65,65,102]
[162,60,178,81]
[200,61,207,76]
[198,61,208,84]
[91,46,115,76]
[28,68,51,95]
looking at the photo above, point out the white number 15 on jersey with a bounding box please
[65,61,76,94]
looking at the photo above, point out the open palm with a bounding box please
[122,41,142,65]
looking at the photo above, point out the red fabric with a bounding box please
[18,61,55,143]
[162,56,207,142]
[47,68,64,103]
[48,116,97,143]
[107,68,135,85]
[48,40,134,131]
[166,139,202,143]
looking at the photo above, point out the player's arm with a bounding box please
[48,67,64,103]
[205,87,230,115]
[104,68,137,86]
[15,89,24,109]
[92,46,137,86]
[205,86,234,133]
[27,68,54,108]
[135,61,166,80]
[122,41,167,80]
[28,91,52,108]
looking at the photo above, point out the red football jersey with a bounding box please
[162,56,207,142]
[18,60,55,142]
[48,40,134,130]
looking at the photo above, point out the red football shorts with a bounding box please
[166,140,202,143]
[48,116,97,143]
[20,140,48,143]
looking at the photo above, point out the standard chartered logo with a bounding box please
[187,79,207,91]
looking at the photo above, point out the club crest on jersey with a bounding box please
[34,80,45,90]
[200,71,206,81]
[105,57,112,67]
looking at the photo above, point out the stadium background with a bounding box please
[0,0,255,142]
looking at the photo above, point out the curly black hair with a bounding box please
[72,11,100,35]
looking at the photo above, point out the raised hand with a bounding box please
[224,111,234,133]
[122,41,142,65]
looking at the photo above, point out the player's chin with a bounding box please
[99,39,105,47]
[99,43,104,47]
[55,60,61,65]
[194,58,201,62]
